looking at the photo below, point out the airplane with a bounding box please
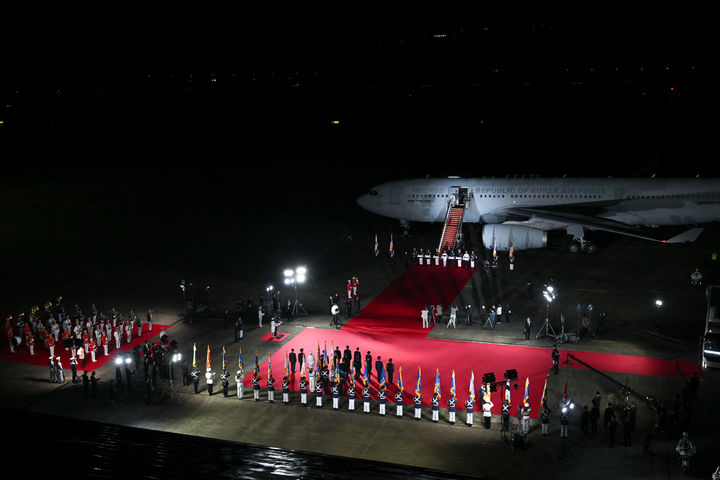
[356,176,719,253]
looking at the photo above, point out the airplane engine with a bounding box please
[481,225,547,251]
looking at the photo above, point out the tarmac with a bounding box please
[2,167,719,479]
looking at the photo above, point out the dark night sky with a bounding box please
[1,15,710,184]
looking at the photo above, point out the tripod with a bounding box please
[536,317,557,339]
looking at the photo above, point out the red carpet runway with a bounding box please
[245,265,701,416]
[0,325,172,372]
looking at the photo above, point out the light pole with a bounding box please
[284,266,308,316]
[655,299,663,332]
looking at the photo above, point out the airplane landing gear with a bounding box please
[569,238,597,254]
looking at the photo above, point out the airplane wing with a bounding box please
[504,207,704,244]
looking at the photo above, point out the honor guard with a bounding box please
[502,400,511,432]
[483,399,494,429]
[417,250,424,265]
[560,407,569,439]
[378,384,387,415]
[456,250,463,268]
[49,356,57,383]
[396,390,404,417]
[55,357,65,383]
[441,250,448,267]
[462,251,470,268]
[315,379,323,407]
[88,339,97,363]
[362,381,371,413]
[431,392,440,422]
[465,397,475,426]
[433,250,440,266]
[346,280,352,299]
[424,249,431,265]
[221,370,230,397]
[266,374,275,402]
[28,334,36,356]
[447,394,457,424]
[347,379,356,411]
[352,277,359,297]
[205,368,216,396]
[470,251,477,269]
[282,376,290,404]
[114,327,121,349]
[192,367,200,393]
[235,370,244,399]
[521,403,531,434]
[300,374,308,405]
[414,392,422,420]
[101,332,108,356]
[331,379,340,409]
[252,373,261,401]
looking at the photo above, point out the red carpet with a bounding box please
[0,325,173,372]
[244,265,701,417]
[260,332,289,342]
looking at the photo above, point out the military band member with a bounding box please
[28,333,36,356]
[114,327,121,350]
[267,374,275,402]
[88,339,97,363]
[62,330,71,351]
[424,250,431,265]
[125,321,132,344]
[101,332,109,356]
[431,392,440,422]
[221,369,230,397]
[282,376,290,404]
[77,345,86,369]
[448,394,457,424]
[414,392,422,420]
[192,367,200,394]
[300,374,308,405]
[252,373,261,401]
[465,397,475,426]
[362,382,371,413]
[462,251,470,268]
[378,385,387,415]
[315,379,323,407]
[235,370,244,399]
[396,390,404,417]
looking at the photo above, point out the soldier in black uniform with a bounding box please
[252,372,261,401]
[386,359,395,385]
[502,400,511,432]
[289,349,297,373]
[191,367,200,394]
[431,392,440,422]
[375,356,383,381]
[353,348,362,380]
[552,345,560,374]
[347,377,356,411]
[581,405,590,436]
[591,391,601,433]
[300,373,308,405]
[362,380,371,413]
[365,351,373,380]
[282,376,290,404]
[221,369,230,397]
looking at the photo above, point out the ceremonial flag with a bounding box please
[254,350,260,377]
[493,238,497,260]
[504,379,511,405]
[415,366,422,397]
[334,362,340,384]
[192,342,197,368]
[349,362,355,385]
[523,377,530,405]
[323,341,329,370]
[363,363,369,387]
[268,353,272,379]
[562,381,568,400]
[284,350,289,377]
[379,364,386,391]
[469,371,476,401]
[398,366,404,393]
[374,234,379,257]
[222,346,226,371]
[389,233,394,258]
[206,345,211,371]
[509,243,515,260]
[433,368,441,398]
[238,347,244,377]
[450,370,456,399]
[540,377,548,408]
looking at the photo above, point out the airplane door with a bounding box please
[390,186,401,205]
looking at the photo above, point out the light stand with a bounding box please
[537,285,558,340]
[160,352,182,405]
[283,266,308,316]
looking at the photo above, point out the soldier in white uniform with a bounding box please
[300,373,308,404]
[114,327,121,350]
[483,398,494,429]
[395,390,404,417]
[235,370,244,399]
[205,368,216,395]
[421,307,429,329]
[257,306,264,328]
[125,322,132,344]
[448,305,457,328]
[441,250,448,267]
[521,402,531,434]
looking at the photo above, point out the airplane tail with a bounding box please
[665,227,704,244]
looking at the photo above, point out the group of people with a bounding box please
[420,304,512,330]
[409,248,478,269]
[4,297,156,371]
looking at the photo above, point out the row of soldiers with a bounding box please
[409,248,479,268]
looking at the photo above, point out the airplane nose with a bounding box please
[356,194,371,210]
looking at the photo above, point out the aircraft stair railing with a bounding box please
[437,200,453,253]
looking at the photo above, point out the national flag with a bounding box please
[540,377,548,408]
[389,233,394,258]
[398,366,404,393]
[374,234,379,256]
[238,347,244,377]
[267,353,272,379]
[493,238,498,260]
[284,350,289,377]
[254,350,260,377]
[363,363,369,387]
[192,342,197,368]
[450,370,456,399]
[349,362,355,384]
[334,362,341,384]
[504,379,511,405]
[509,243,515,260]
[222,346,226,371]
[415,366,422,397]
[523,377,530,405]
[206,345,211,371]
[469,371,476,401]
[379,364,386,391]
[433,368,441,398]
[562,381,568,400]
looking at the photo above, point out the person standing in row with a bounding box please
[315,378,323,408]
[252,372,261,401]
[483,398,494,429]
[465,396,475,426]
[300,373,308,405]
[192,367,200,394]
[267,373,275,403]
[362,380,371,413]
[540,405,551,436]
[235,370,244,399]
[221,369,229,397]
[378,383,387,416]
[206,368,215,396]
[347,377,356,411]
[282,376,290,405]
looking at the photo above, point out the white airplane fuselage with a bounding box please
[357,177,720,248]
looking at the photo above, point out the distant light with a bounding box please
[284,269,294,277]
[296,274,306,283]
[331,120,340,125]
[125,357,132,364]
[296,266,307,275]
[655,299,663,307]
[0,120,4,124]
[115,357,123,365]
